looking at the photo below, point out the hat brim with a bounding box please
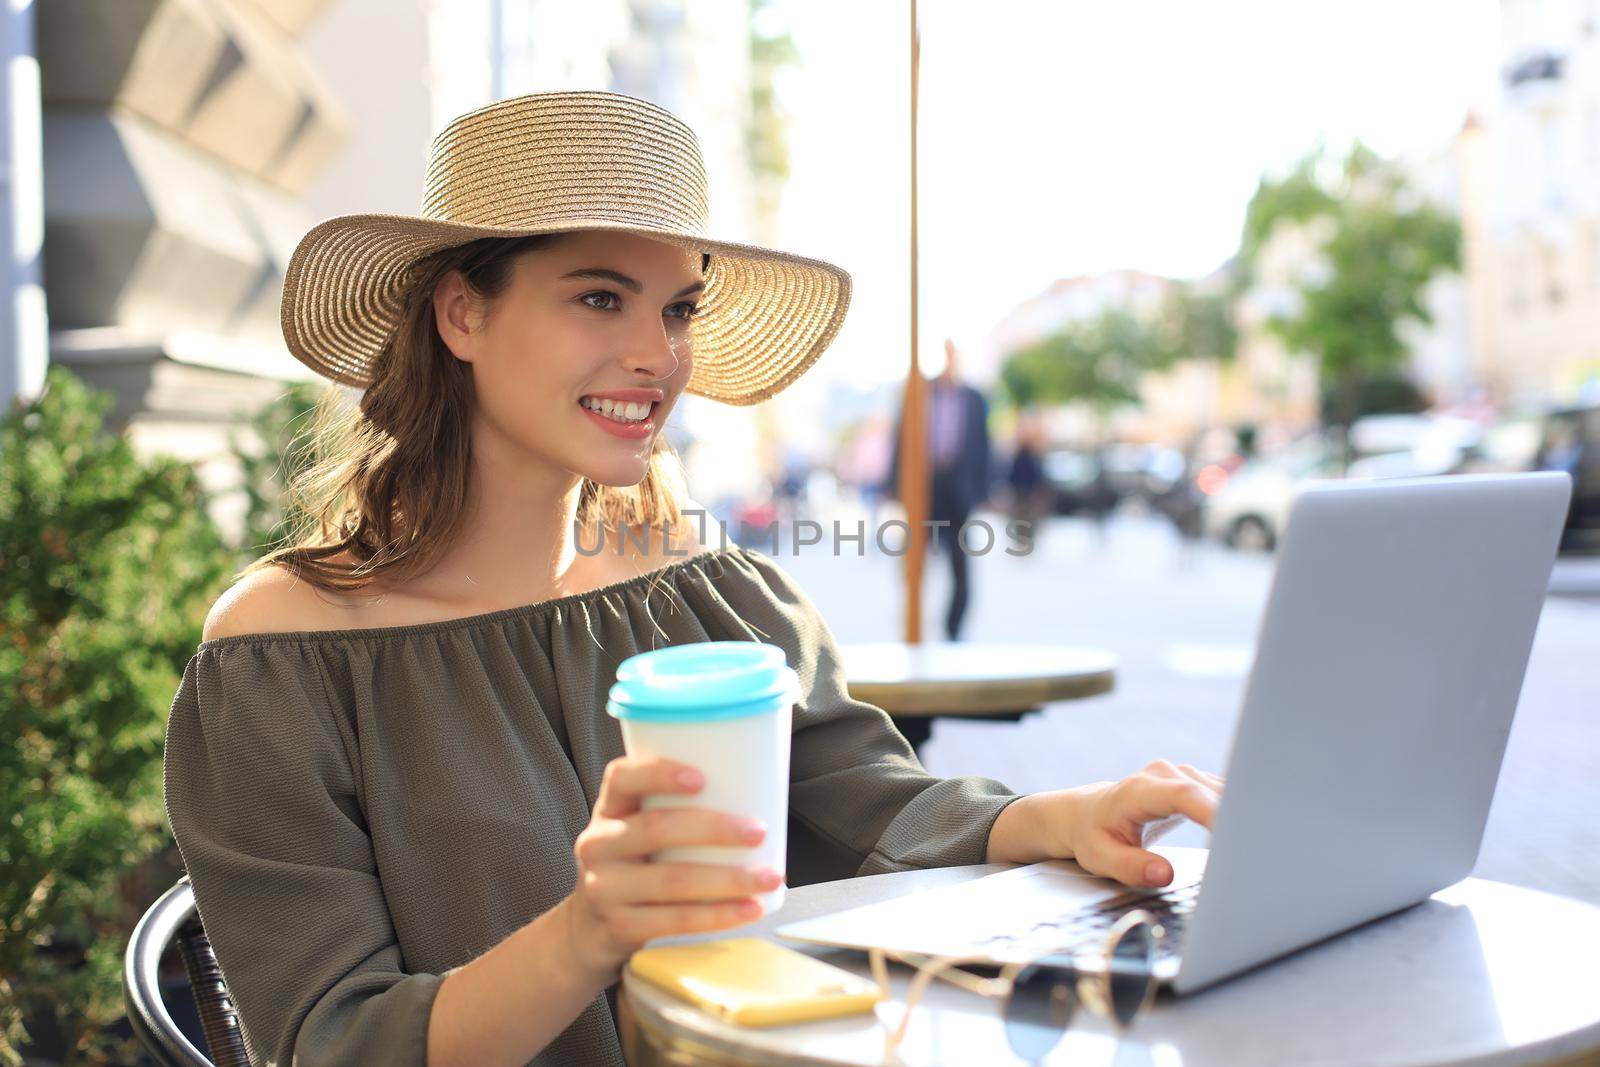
[279,213,851,406]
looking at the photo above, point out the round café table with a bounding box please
[619,851,1600,1067]
[839,642,1117,755]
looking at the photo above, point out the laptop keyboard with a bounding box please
[976,879,1201,962]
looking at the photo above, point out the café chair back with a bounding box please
[123,875,249,1067]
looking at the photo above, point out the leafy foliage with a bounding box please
[0,366,237,1064]
[747,0,801,229]
[229,381,323,558]
[998,306,1176,416]
[1157,282,1238,367]
[1242,141,1461,424]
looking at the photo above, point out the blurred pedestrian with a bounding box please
[772,443,811,526]
[1005,411,1051,558]
[1086,445,1118,548]
[885,338,993,640]
[839,411,894,539]
[1154,440,1206,571]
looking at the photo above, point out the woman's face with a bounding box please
[436,230,702,488]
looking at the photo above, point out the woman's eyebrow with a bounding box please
[560,267,704,298]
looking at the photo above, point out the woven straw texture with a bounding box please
[279,90,851,406]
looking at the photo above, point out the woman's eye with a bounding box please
[581,291,699,320]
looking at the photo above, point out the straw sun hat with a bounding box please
[279,89,852,405]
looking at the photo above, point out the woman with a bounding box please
[163,90,1224,1067]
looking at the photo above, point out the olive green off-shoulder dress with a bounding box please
[162,544,1023,1066]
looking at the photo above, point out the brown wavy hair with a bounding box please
[238,233,705,596]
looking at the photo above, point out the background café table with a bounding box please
[839,641,1117,755]
[618,847,1600,1067]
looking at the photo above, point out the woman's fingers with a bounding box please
[595,756,705,818]
[1175,762,1226,793]
[586,861,783,907]
[1137,812,1187,848]
[577,805,766,866]
[574,755,781,961]
[1078,765,1227,888]
[1081,829,1176,888]
[1128,778,1219,833]
[608,899,766,943]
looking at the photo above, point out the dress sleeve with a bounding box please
[162,642,445,1067]
[718,550,1025,884]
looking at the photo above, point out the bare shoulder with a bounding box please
[201,563,351,642]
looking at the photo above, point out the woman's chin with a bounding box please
[578,461,650,488]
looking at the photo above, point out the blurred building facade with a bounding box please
[1138,262,1250,444]
[1396,116,1486,412]
[986,0,1600,452]
[1468,0,1600,408]
[987,269,1172,359]
[21,0,781,538]
[986,269,1181,445]
[1225,0,1600,424]
[985,262,1318,448]
[36,0,358,538]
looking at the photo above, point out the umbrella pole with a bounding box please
[900,0,928,645]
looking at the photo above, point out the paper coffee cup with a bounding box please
[606,641,798,915]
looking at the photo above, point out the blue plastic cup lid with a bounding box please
[606,641,800,723]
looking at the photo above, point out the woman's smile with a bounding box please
[578,388,663,440]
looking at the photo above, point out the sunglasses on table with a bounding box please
[866,908,1165,1061]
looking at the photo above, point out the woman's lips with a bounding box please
[579,399,656,439]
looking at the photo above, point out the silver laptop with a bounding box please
[778,472,1573,995]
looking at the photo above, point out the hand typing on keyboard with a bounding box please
[985,758,1224,889]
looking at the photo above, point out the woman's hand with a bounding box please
[985,759,1225,888]
[556,755,784,983]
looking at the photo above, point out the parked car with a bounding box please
[1097,443,1190,503]
[1455,415,1544,475]
[1199,435,1340,551]
[1344,414,1484,480]
[1041,448,1116,516]
[1202,407,1600,553]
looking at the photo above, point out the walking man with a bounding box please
[885,339,993,640]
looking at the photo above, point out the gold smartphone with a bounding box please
[627,938,884,1027]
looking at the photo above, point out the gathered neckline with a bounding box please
[194,543,750,652]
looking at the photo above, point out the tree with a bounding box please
[1240,140,1461,426]
[1156,281,1238,367]
[998,306,1176,436]
[1,366,340,1063]
[746,0,800,235]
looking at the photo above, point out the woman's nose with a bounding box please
[627,322,684,382]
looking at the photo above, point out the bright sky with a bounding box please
[771,0,1502,389]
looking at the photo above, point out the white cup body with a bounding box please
[618,701,792,915]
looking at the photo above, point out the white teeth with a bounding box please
[581,397,651,423]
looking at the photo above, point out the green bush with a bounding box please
[230,379,323,558]
[0,366,238,1065]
